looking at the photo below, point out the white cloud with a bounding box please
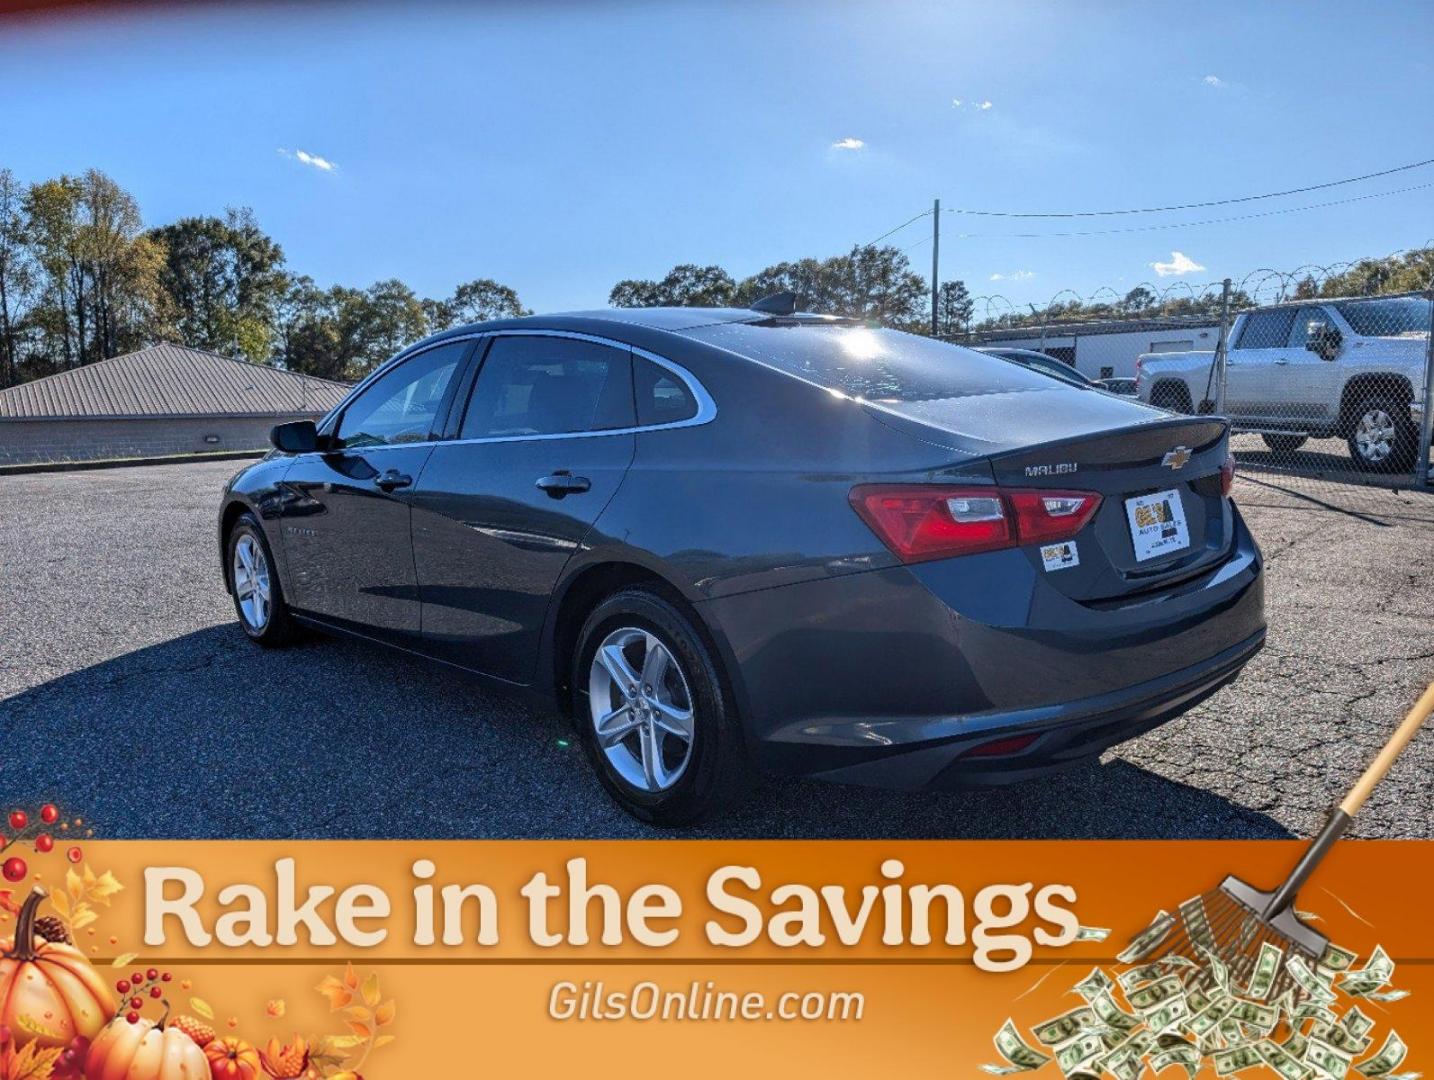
[1151,251,1206,277]
[977,100,993,110]
[951,98,962,107]
[1203,74,1224,87]
[277,147,338,172]
[990,270,1034,282]
[831,137,865,151]
[951,98,993,111]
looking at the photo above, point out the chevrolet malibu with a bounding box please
[219,301,1265,824]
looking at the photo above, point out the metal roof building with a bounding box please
[0,344,350,466]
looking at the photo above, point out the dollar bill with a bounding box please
[1355,1032,1407,1078]
[1259,1039,1313,1080]
[1118,911,1176,964]
[1056,1033,1107,1076]
[1199,945,1232,993]
[1179,896,1216,952]
[1151,1044,1200,1078]
[1213,1044,1263,1076]
[1128,975,1185,1014]
[1283,1031,1309,1059]
[1075,925,1111,942]
[1319,943,1358,972]
[1187,997,1236,1038]
[1288,955,1339,1005]
[1246,941,1284,1001]
[1228,999,1279,1034]
[1362,989,1409,1003]
[1308,1037,1355,1080]
[1119,963,1170,992]
[1340,947,1394,997]
[1091,991,1141,1034]
[1033,1006,1099,1047]
[1146,997,1190,1035]
[985,1019,1053,1074]
[1295,1001,1339,1027]
[1073,967,1114,1002]
[1313,1020,1373,1056]
[1342,1007,1375,1040]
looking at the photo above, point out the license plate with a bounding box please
[1125,489,1190,562]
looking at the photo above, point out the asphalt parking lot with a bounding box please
[2,459,1431,840]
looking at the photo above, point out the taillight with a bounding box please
[1220,455,1235,497]
[959,733,1040,758]
[849,485,1102,564]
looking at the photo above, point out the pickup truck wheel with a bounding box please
[1347,399,1417,472]
[1262,434,1308,454]
[1150,383,1193,414]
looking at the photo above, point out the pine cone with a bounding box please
[33,915,70,944]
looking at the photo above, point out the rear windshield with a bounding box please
[682,323,1067,402]
[1334,296,1431,337]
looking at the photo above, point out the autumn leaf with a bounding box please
[342,962,359,990]
[373,1034,396,1049]
[4,1041,65,1080]
[65,868,83,904]
[86,869,124,905]
[342,1006,371,1025]
[111,952,138,968]
[374,999,395,1027]
[315,975,353,1011]
[0,890,20,916]
[322,1035,365,1052]
[71,908,98,931]
[266,999,286,1019]
[360,972,381,1008]
[190,997,215,1021]
[344,1020,372,1040]
[46,891,69,919]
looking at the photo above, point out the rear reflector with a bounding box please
[849,484,1102,564]
[960,733,1040,758]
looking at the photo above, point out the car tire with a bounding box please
[1261,433,1308,454]
[1346,397,1417,472]
[1150,383,1192,415]
[226,512,300,647]
[572,587,752,826]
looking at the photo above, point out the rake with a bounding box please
[1133,681,1434,1003]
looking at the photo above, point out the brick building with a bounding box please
[0,344,350,466]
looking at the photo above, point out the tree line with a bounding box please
[0,167,528,387]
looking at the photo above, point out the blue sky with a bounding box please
[4,0,1432,314]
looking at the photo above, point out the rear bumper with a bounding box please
[700,503,1264,790]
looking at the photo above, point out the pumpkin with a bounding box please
[0,887,114,1051]
[85,1015,209,1080]
[204,1036,261,1080]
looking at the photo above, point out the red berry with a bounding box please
[2,857,26,882]
[150,986,162,999]
[35,834,53,853]
[66,846,82,864]
[146,968,158,981]
[129,997,143,1010]
[131,972,143,986]
[8,810,26,831]
[40,805,59,825]
[116,980,130,994]
[126,1012,139,1024]
[161,972,172,982]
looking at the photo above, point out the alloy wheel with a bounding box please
[1354,407,1397,464]
[232,534,272,630]
[587,626,695,792]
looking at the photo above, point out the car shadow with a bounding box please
[0,625,1292,841]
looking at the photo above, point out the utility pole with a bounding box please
[930,198,940,337]
[1212,278,1232,414]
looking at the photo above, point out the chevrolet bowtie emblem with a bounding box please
[1162,446,1193,470]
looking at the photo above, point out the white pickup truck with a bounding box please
[1136,294,1430,470]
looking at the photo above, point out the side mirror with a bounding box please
[1305,323,1343,361]
[270,419,318,453]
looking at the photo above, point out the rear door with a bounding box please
[410,333,637,683]
[1224,307,1296,423]
[279,340,471,639]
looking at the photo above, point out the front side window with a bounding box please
[1235,308,1297,350]
[460,336,633,438]
[1288,306,1333,349]
[336,341,466,448]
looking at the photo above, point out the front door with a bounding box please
[1223,306,1296,424]
[1276,305,1343,426]
[280,340,470,639]
[410,334,637,683]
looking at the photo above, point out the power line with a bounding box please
[945,181,1434,239]
[865,208,932,247]
[940,156,1434,218]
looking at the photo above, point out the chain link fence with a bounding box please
[950,249,1434,522]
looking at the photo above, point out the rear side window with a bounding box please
[460,336,633,439]
[634,356,698,425]
[682,323,1060,402]
[1236,308,1297,349]
[1334,296,1431,337]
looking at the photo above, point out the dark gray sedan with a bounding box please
[219,303,1264,824]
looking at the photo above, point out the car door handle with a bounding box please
[536,471,592,498]
[1273,358,1290,365]
[374,469,413,492]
